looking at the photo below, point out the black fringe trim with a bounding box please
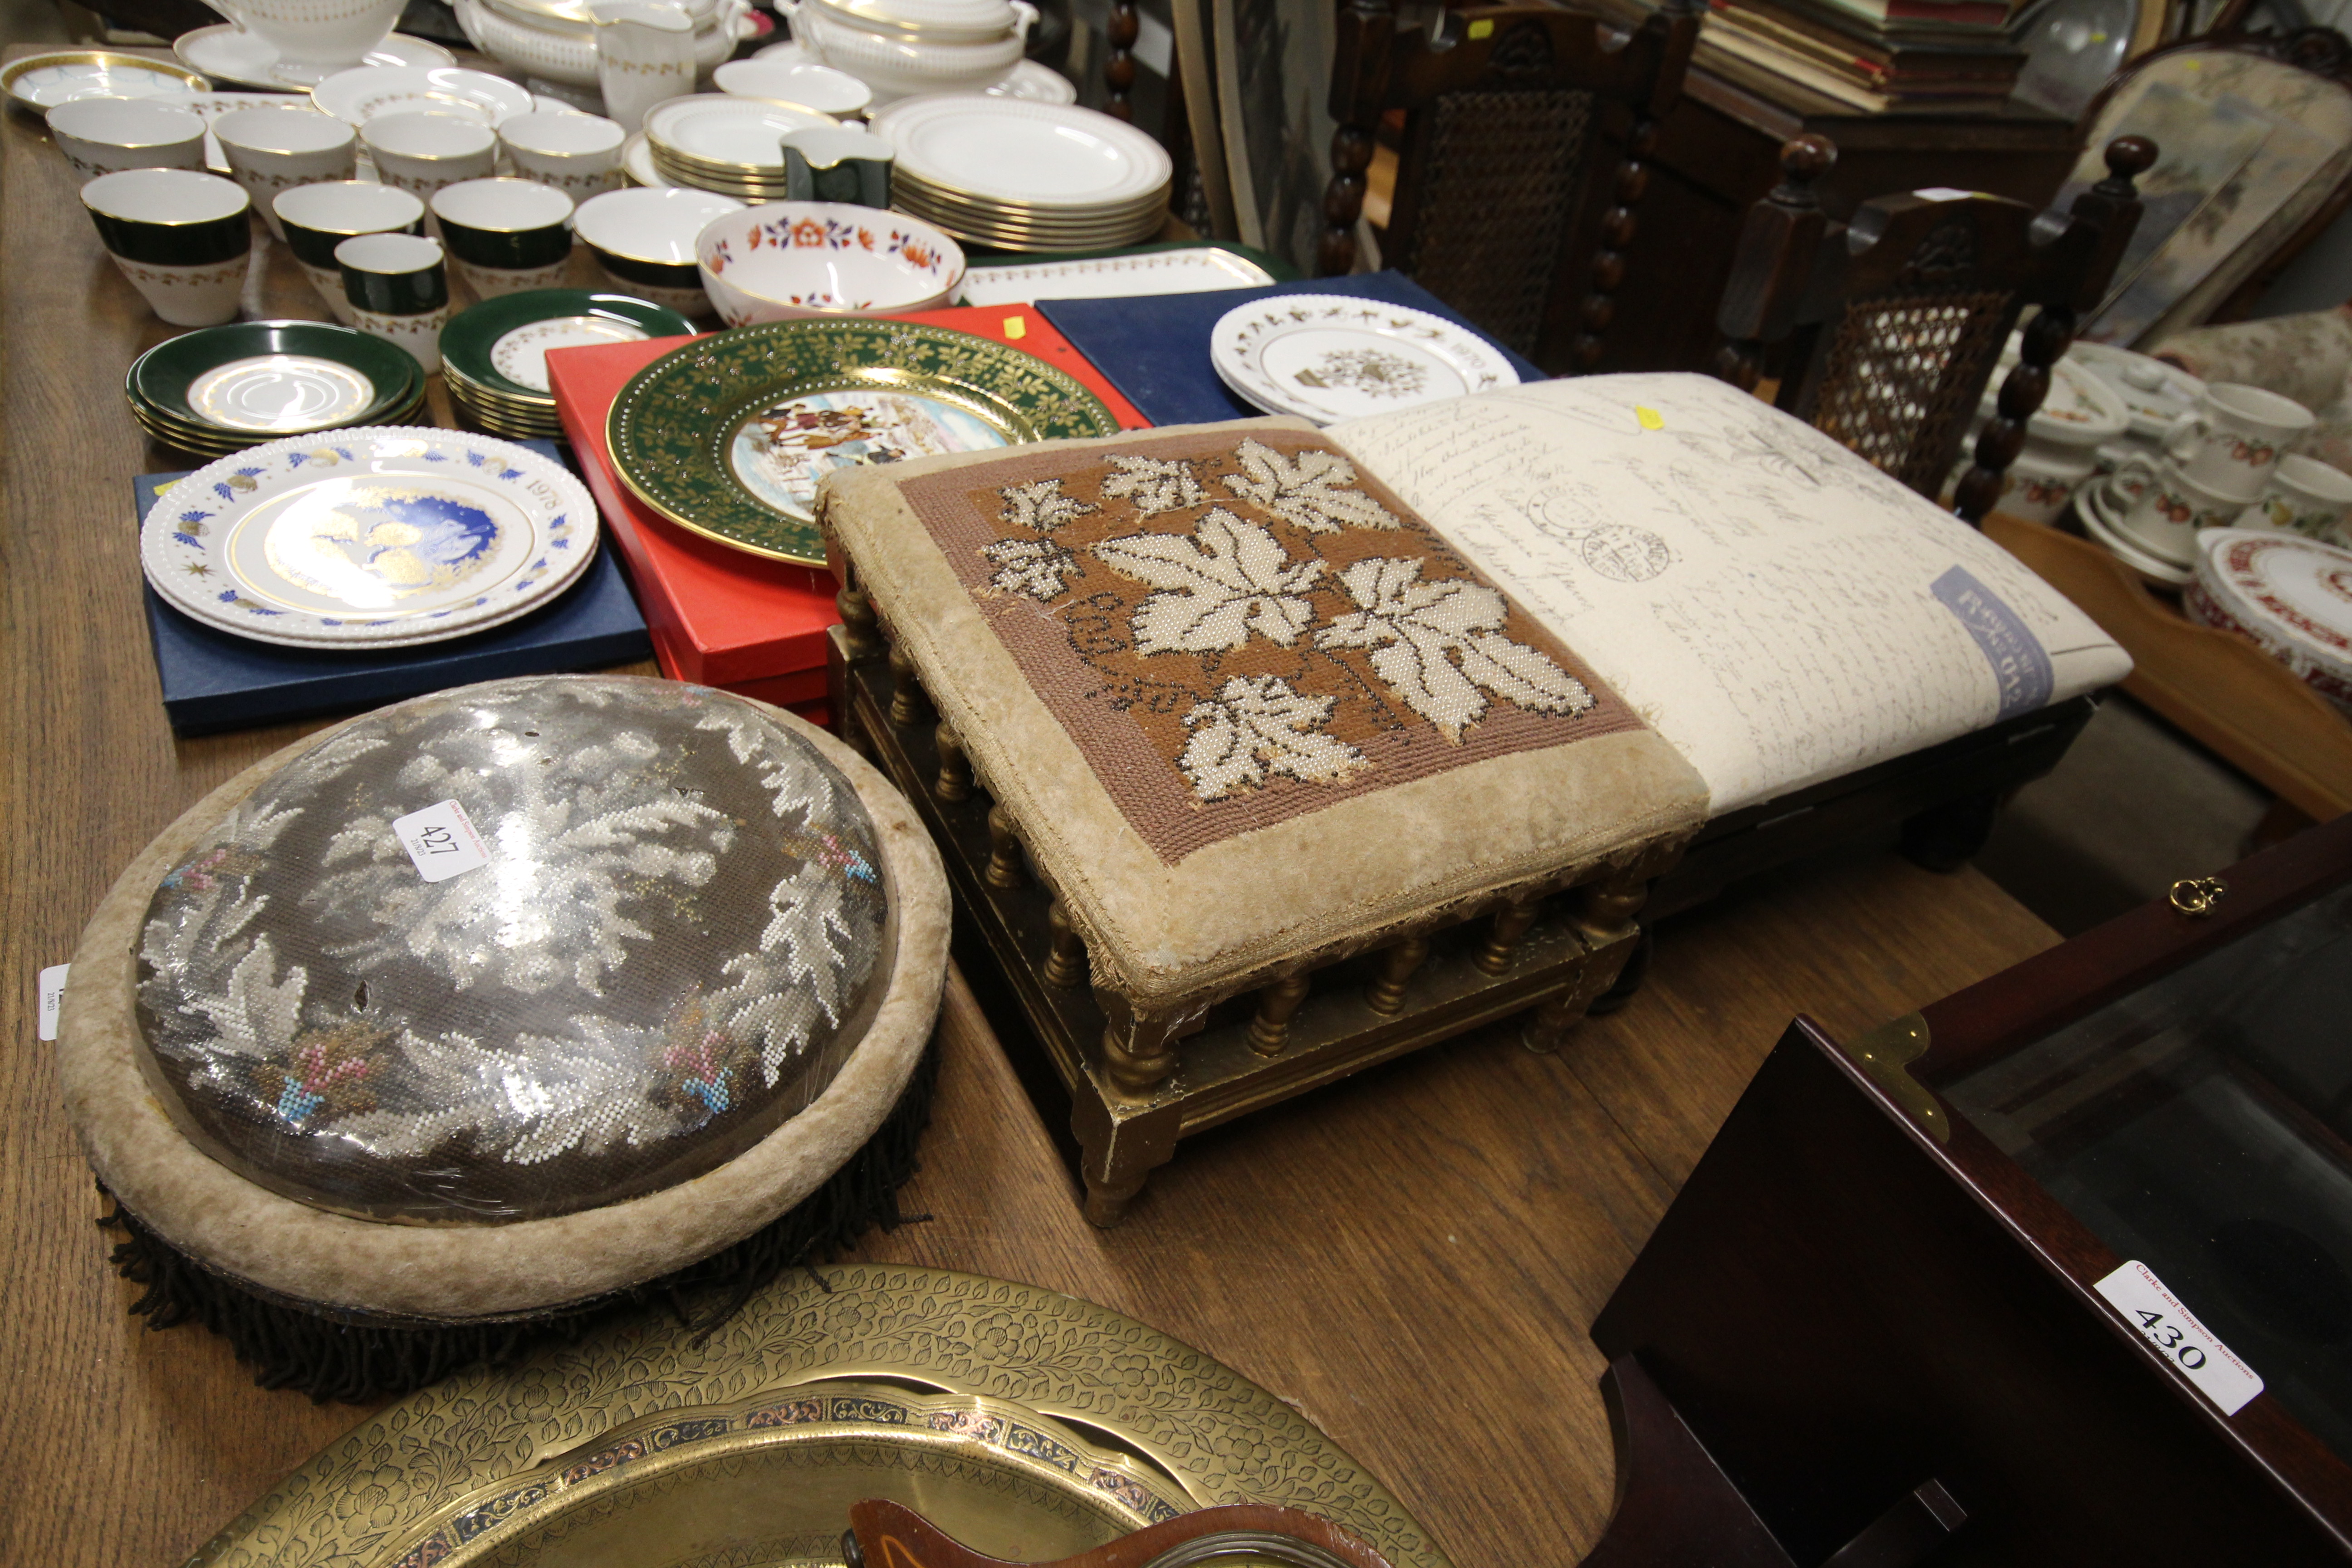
[95,1041,939,1403]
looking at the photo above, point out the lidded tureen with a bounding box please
[56,676,948,1397]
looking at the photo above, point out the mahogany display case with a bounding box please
[1587,812,2352,1564]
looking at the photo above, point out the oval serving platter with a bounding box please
[186,1266,1448,1568]
[607,319,1120,564]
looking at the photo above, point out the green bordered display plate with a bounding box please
[442,288,698,405]
[607,319,1121,565]
[187,1267,1447,1568]
[127,320,425,443]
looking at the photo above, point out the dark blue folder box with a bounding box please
[137,440,651,735]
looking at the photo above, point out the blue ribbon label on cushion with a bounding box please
[1931,565,2053,720]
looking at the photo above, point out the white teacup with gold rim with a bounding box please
[498,109,627,194]
[47,97,207,180]
[214,106,356,240]
[274,178,426,323]
[210,0,409,84]
[2163,382,2315,503]
[362,110,497,207]
[80,167,252,327]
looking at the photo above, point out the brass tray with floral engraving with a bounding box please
[606,321,1120,566]
[186,1267,1447,1568]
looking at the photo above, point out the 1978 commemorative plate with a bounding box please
[606,319,1119,564]
[139,426,599,649]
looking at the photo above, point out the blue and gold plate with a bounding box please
[138,425,601,650]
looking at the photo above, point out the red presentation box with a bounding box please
[546,304,1150,716]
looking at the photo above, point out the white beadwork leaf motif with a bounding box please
[999,477,1098,532]
[1179,676,1368,801]
[1221,437,1399,533]
[1093,509,1324,655]
[1318,557,1594,740]
[981,536,1083,601]
[1099,454,1206,516]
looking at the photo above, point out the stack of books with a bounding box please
[1698,0,2029,115]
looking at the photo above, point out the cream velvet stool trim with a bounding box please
[56,686,950,1324]
[818,421,1712,1011]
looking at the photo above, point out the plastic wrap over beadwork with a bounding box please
[132,676,892,1223]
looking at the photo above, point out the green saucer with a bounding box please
[607,318,1120,565]
[440,289,697,404]
[127,320,423,441]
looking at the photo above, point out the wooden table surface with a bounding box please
[0,56,2061,1568]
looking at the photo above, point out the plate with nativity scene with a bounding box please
[607,318,1120,564]
[138,425,600,648]
[128,320,426,453]
[187,1265,1448,1568]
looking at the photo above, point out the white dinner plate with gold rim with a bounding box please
[643,93,836,172]
[140,425,599,648]
[869,94,1169,209]
[312,64,537,127]
[957,246,1274,305]
[1209,293,1518,426]
[4,50,207,112]
[175,28,451,93]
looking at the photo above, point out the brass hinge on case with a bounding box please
[1836,1011,1950,1144]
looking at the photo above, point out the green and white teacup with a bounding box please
[275,180,427,325]
[80,167,251,327]
[336,231,451,371]
[431,177,576,299]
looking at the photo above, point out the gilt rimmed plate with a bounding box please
[1209,293,1518,426]
[869,96,1170,211]
[173,27,451,92]
[644,93,835,174]
[312,64,536,127]
[140,426,600,648]
[608,318,1118,563]
[958,245,1277,305]
[184,1266,1445,1568]
[129,319,424,442]
[3,50,206,113]
[442,288,697,402]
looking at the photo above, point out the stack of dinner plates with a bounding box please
[870,95,1168,252]
[126,320,425,457]
[441,288,696,440]
[642,93,834,200]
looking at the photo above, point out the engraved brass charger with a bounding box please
[606,320,1120,564]
[188,1266,1447,1568]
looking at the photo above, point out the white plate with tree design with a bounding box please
[1209,294,1519,426]
[139,426,600,648]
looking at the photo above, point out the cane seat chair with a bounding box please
[1320,0,1703,367]
[1715,132,2155,522]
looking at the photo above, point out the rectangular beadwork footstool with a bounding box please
[819,374,2130,1224]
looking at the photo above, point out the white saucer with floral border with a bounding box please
[1208,293,1518,426]
[140,425,600,649]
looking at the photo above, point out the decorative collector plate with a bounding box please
[184,1266,1446,1568]
[607,319,1119,564]
[140,425,600,648]
[1210,294,1519,426]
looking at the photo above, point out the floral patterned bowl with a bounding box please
[696,200,963,326]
